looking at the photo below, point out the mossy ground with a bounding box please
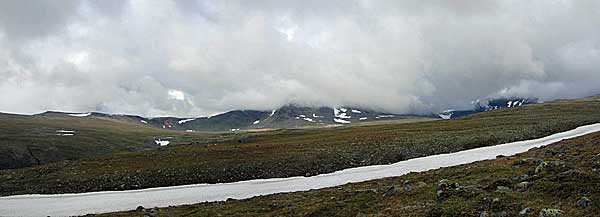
[100,129,600,216]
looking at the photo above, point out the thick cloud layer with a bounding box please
[1,0,599,117]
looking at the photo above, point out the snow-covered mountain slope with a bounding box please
[438,97,537,119]
[137,105,427,132]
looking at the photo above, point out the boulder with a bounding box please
[577,197,592,209]
[538,208,563,217]
[496,186,511,191]
[518,207,533,215]
[592,153,600,161]
[515,182,532,192]
[416,181,428,188]
[592,161,600,169]
[557,169,588,181]
[383,185,399,197]
[544,149,564,156]
[403,180,413,192]
[535,161,548,174]
[486,178,512,190]
[436,179,459,201]
[512,174,530,182]
[513,158,542,166]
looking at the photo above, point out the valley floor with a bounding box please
[1,124,600,216]
[98,125,600,217]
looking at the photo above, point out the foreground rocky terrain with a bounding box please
[99,127,600,216]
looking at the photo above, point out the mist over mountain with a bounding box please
[1,0,599,117]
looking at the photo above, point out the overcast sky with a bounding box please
[1,0,599,117]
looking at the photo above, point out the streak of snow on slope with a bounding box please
[351,109,362,114]
[439,113,452,120]
[438,110,455,120]
[359,117,368,120]
[154,140,170,146]
[334,108,351,119]
[178,119,196,124]
[140,120,148,124]
[303,118,315,122]
[334,118,351,124]
[56,130,75,136]
[69,113,91,117]
[253,120,260,125]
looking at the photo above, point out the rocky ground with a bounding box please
[97,129,600,217]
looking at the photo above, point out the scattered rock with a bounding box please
[493,211,508,217]
[519,207,533,215]
[486,178,512,190]
[512,174,530,182]
[544,149,564,156]
[492,198,501,206]
[535,161,548,174]
[384,185,399,197]
[496,186,510,191]
[577,197,592,209]
[416,181,427,188]
[496,155,506,159]
[136,205,145,211]
[456,185,483,198]
[546,161,567,172]
[538,208,563,217]
[592,161,600,169]
[403,180,413,192]
[143,208,158,217]
[514,158,542,166]
[515,181,532,192]
[479,207,508,216]
[436,179,459,201]
[557,169,587,180]
[591,153,600,161]
[355,212,368,217]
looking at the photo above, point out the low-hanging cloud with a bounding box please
[0,0,599,117]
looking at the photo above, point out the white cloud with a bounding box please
[168,89,185,101]
[0,0,600,117]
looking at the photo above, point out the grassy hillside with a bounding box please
[0,113,241,169]
[101,127,600,216]
[1,96,600,196]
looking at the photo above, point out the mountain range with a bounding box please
[36,98,537,132]
[40,105,428,132]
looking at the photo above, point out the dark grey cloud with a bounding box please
[0,0,80,40]
[0,0,599,117]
